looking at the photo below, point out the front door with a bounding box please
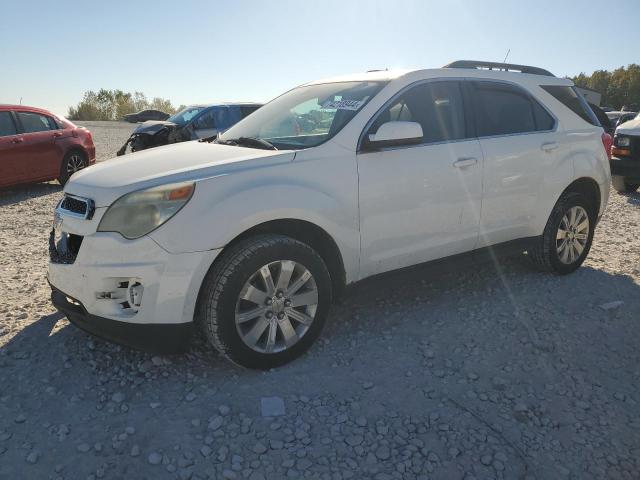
[191,107,229,140]
[357,80,483,278]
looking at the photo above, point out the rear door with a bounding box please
[15,111,61,179]
[357,80,484,277]
[469,80,566,246]
[0,111,24,186]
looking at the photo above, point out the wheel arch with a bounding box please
[560,177,601,217]
[213,219,347,299]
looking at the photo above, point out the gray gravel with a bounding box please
[1,121,640,479]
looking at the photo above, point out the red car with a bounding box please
[0,105,95,188]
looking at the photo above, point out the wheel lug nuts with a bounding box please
[284,300,292,307]
[276,291,284,299]
[277,313,285,320]
[265,298,273,305]
[265,311,273,319]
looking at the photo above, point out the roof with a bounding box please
[0,104,55,114]
[305,66,572,87]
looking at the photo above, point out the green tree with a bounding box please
[572,64,640,110]
[68,89,177,120]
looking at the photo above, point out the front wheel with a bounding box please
[196,235,332,369]
[612,175,639,193]
[528,192,595,274]
[58,151,87,186]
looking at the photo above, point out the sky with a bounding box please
[1,0,638,117]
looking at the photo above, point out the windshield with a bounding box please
[168,106,206,126]
[219,81,386,149]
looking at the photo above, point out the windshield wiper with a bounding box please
[216,137,278,150]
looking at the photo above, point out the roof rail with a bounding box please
[443,60,555,77]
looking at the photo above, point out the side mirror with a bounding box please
[362,121,423,151]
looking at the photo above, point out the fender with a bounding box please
[149,157,361,283]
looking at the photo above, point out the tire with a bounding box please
[58,151,87,186]
[612,175,639,193]
[528,192,595,275]
[196,235,332,369]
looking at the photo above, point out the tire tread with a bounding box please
[195,234,327,366]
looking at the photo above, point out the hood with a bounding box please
[65,141,295,207]
[132,120,177,135]
[616,117,640,136]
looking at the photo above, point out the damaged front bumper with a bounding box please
[48,227,221,352]
[50,286,193,353]
[117,122,191,156]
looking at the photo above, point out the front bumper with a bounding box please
[48,231,220,351]
[51,287,192,353]
[610,156,640,182]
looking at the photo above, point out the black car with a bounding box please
[588,103,615,136]
[117,103,262,155]
[606,111,638,130]
[123,109,170,123]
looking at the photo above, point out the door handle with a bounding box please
[53,132,62,138]
[541,142,559,152]
[453,157,478,168]
[11,137,24,144]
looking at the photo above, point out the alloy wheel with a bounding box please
[556,206,589,264]
[67,154,85,174]
[235,260,318,353]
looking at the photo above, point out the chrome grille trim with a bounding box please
[57,194,95,220]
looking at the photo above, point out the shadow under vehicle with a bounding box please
[117,103,262,155]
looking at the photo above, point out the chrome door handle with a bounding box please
[541,142,559,152]
[453,157,478,168]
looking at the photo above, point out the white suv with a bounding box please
[49,61,611,368]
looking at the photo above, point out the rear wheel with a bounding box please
[528,192,595,274]
[196,235,332,369]
[58,151,87,186]
[612,175,639,193]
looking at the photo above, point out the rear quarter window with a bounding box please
[541,85,600,126]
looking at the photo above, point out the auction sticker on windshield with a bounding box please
[321,99,365,111]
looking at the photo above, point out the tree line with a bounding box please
[67,65,640,120]
[67,89,183,121]
[572,64,640,110]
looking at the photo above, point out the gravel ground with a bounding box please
[1,121,639,480]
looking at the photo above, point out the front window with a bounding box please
[168,106,206,127]
[219,81,386,149]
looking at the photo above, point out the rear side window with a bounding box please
[0,112,17,137]
[369,81,468,144]
[541,85,600,126]
[471,81,555,136]
[17,112,56,133]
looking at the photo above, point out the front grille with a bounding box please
[59,195,95,219]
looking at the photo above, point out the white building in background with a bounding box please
[575,86,602,106]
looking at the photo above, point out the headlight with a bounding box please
[98,182,194,239]
[616,135,631,147]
